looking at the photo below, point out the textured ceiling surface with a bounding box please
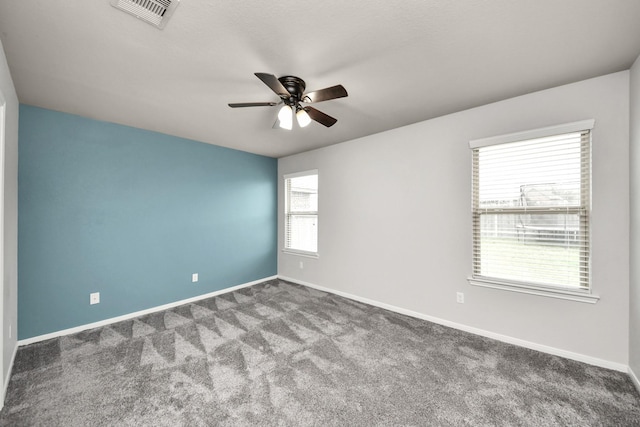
[1,1,640,158]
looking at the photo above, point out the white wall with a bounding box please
[279,72,630,366]
[0,39,18,405]
[630,55,640,380]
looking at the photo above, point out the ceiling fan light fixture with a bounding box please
[296,108,311,128]
[229,73,347,129]
[278,105,293,130]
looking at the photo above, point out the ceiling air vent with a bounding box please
[111,0,179,29]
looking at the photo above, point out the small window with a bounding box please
[469,120,597,302]
[284,170,318,255]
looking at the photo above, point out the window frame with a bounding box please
[283,169,319,258]
[468,120,599,304]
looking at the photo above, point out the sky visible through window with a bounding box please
[478,132,582,208]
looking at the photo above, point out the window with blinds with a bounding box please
[470,121,593,295]
[284,171,318,254]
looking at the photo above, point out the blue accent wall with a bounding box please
[18,105,277,339]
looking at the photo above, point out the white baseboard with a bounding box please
[16,274,631,374]
[279,276,628,373]
[1,339,17,411]
[18,275,277,346]
[629,366,640,395]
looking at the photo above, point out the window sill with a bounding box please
[282,249,319,259]
[467,277,599,304]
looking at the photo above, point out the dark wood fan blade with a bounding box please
[304,106,338,127]
[228,102,277,108]
[303,85,348,103]
[255,73,289,97]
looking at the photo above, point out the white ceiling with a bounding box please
[1,1,640,158]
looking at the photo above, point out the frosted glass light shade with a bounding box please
[278,105,293,130]
[296,108,312,127]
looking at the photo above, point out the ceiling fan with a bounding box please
[228,73,348,130]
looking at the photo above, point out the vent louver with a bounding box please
[111,0,179,29]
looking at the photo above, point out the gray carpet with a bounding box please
[1,279,639,426]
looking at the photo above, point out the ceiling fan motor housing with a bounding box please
[278,76,306,105]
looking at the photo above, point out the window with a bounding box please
[284,170,318,255]
[469,120,598,303]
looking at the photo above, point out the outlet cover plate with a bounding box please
[90,292,100,305]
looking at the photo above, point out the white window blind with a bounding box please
[470,121,592,292]
[284,171,318,254]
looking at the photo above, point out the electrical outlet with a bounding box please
[456,292,464,304]
[192,273,199,283]
[299,261,304,269]
[90,292,100,305]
